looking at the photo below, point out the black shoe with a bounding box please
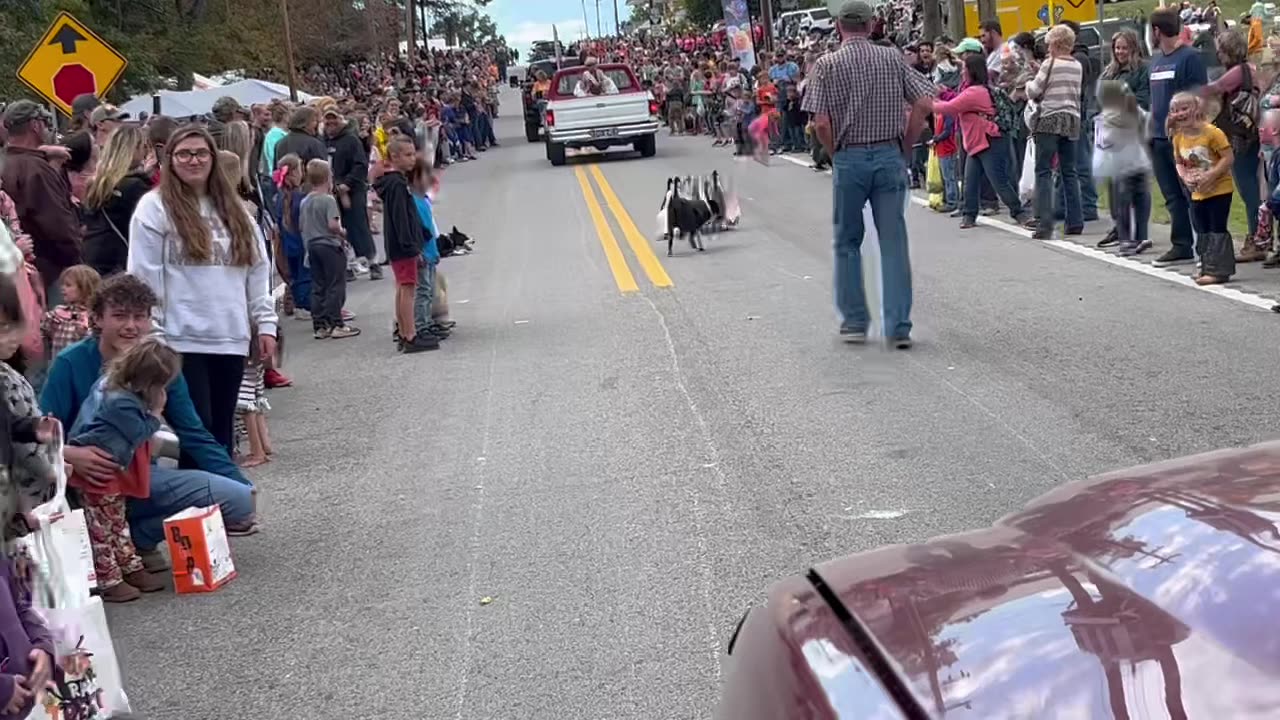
[839,327,867,344]
[346,269,357,282]
[402,335,440,353]
[1152,250,1195,267]
[1065,226,1084,236]
[890,336,913,350]
[368,264,383,280]
[1097,228,1119,248]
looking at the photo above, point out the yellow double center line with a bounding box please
[574,165,673,293]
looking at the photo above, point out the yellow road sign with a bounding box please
[16,12,128,117]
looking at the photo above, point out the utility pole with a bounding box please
[614,0,620,35]
[922,0,941,43]
[582,0,591,39]
[946,0,967,40]
[406,0,417,55]
[596,0,603,37]
[976,0,997,25]
[760,0,775,52]
[280,0,299,101]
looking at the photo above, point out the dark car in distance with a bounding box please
[715,441,1280,718]
[521,57,580,143]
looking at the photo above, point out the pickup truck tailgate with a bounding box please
[553,93,651,131]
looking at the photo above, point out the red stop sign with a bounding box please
[52,64,96,108]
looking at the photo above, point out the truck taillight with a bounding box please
[545,109,555,126]
[649,100,659,116]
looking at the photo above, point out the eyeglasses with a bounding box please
[173,148,212,163]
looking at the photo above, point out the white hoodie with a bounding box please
[127,191,278,356]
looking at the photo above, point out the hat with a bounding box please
[70,93,101,118]
[2,100,52,131]
[210,96,242,122]
[322,107,342,119]
[90,104,129,125]
[831,0,875,24]
[954,37,984,55]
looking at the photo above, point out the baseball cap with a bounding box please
[831,0,875,24]
[71,93,101,118]
[954,37,985,55]
[211,96,242,122]
[2,100,53,131]
[90,104,130,125]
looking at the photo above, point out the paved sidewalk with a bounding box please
[911,191,1280,306]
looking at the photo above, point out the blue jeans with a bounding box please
[1064,116,1099,219]
[414,260,436,337]
[1233,143,1262,237]
[126,467,255,551]
[286,249,311,311]
[964,135,1025,222]
[832,144,912,338]
[939,154,959,208]
[1150,137,1196,256]
[1035,132,1083,232]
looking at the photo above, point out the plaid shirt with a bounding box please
[802,37,936,148]
[41,304,91,359]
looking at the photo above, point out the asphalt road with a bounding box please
[106,98,1280,719]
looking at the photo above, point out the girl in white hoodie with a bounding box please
[126,126,278,453]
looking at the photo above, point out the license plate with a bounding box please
[590,128,619,138]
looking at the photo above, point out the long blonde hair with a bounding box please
[159,126,258,266]
[1166,91,1205,137]
[220,119,254,197]
[84,126,145,210]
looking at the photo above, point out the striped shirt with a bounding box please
[802,37,936,148]
[1026,56,1083,120]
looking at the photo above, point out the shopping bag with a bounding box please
[164,506,236,594]
[1018,140,1036,202]
[32,597,132,719]
[926,150,945,210]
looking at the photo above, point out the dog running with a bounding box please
[656,172,735,257]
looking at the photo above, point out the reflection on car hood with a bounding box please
[814,440,1280,719]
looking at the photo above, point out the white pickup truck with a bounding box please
[542,63,659,166]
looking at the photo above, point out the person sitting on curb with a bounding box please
[38,274,258,572]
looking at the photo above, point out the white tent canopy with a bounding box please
[119,79,314,119]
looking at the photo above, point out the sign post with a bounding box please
[16,12,127,118]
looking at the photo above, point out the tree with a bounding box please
[429,9,498,47]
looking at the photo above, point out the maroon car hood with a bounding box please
[813,441,1280,719]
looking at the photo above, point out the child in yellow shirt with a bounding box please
[1169,92,1236,285]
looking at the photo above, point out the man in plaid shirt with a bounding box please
[803,0,936,349]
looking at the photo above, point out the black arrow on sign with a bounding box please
[48,25,87,54]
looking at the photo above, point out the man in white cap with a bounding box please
[805,0,935,349]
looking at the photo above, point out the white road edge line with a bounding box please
[773,153,1276,312]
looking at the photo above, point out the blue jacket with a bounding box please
[68,380,161,468]
[39,338,251,486]
[414,195,441,265]
[274,189,306,258]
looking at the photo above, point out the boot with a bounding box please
[100,582,141,603]
[1237,241,1268,263]
[139,548,170,573]
[123,569,166,593]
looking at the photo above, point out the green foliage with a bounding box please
[0,0,498,110]
[429,8,499,47]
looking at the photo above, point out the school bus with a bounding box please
[963,0,1100,37]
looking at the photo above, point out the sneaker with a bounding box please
[839,327,867,344]
[1097,228,1119,248]
[1153,250,1195,267]
[100,582,141,603]
[1118,244,1139,257]
[314,327,332,340]
[294,308,312,321]
[890,336,913,350]
[264,368,292,388]
[403,335,440,353]
[330,325,362,339]
[123,569,165,593]
[1135,239,1153,254]
[949,207,963,218]
[980,207,998,216]
[341,309,356,322]
[1065,226,1084,236]
[368,264,384,280]
[346,269,357,282]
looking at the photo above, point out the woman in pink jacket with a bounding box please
[933,54,1031,229]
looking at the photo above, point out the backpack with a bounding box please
[987,85,1020,135]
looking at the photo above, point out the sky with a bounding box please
[485,0,631,58]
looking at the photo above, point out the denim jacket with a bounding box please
[68,379,160,468]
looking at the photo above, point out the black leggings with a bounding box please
[1191,193,1233,234]
[181,352,246,454]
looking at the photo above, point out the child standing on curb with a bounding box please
[1169,92,1237,284]
[1093,81,1152,256]
[300,160,359,341]
[375,137,436,353]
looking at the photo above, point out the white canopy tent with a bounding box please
[119,79,315,119]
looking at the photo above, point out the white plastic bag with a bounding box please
[1018,140,1036,202]
[33,598,132,718]
[12,428,94,608]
